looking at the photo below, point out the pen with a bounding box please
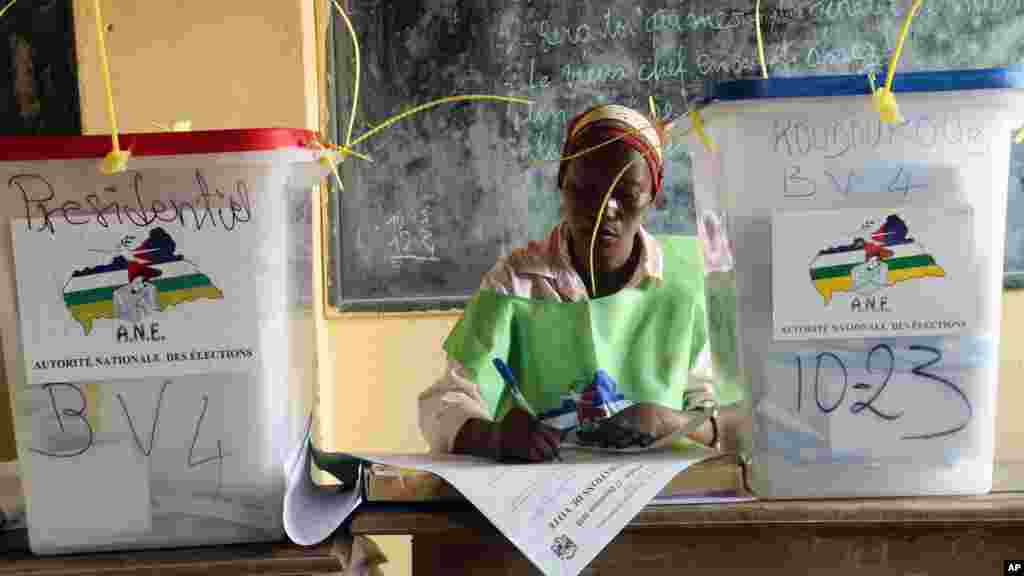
[492,358,562,461]
[492,358,535,418]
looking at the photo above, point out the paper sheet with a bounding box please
[282,416,362,547]
[283,416,718,576]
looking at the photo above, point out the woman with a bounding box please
[419,103,734,462]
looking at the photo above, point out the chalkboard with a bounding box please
[0,0,81,136]
[326,0,1024,310]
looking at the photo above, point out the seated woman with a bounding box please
[419,103,739,462]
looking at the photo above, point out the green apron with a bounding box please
[444,235,741,421]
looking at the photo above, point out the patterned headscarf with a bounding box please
[557,104,665,199]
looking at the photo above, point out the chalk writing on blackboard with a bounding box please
[384,207,439,267]
[791,343,971,440]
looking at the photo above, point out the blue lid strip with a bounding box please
[708,66,1024,102]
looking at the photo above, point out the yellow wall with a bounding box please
[999,291,1024,463]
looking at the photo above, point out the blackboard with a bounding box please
[326,0,1024,310]
[0,0,80,136]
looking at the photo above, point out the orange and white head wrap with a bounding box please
[557,104,665,198]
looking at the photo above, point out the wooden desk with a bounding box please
[351,494,1024,575]
[0,534,343,575]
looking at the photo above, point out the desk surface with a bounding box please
[354,494,1024,575]
[350,492,1024,536]
[0,536,342,576]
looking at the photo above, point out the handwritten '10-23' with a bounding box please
[794,343,972,440]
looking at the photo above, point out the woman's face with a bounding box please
[561,139,654,273]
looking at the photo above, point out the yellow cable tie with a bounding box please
[328,159,345,192]
[93,0,129,174]
[755,0,769,79]
[1015,126,1024,144]
[329,0,361,148]
[871,0,923,125]
[328,0,530,173]
[588,157,643,297]
[99,150,131,175]
[328,143,374,163]
[689,109,716,153]
[350,94,532,147]
[0,0,17,19]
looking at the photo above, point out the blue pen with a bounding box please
[493,358,562,461]
[492,358,537,418]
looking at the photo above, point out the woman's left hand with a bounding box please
[607,403,687,441]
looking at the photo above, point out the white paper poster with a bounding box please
[12,214,265,384]
[772,206,978,341]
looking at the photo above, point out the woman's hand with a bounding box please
[497,407,562,462]
[452,407,561,463]
[608,403,687,440]
[610,402,745,453]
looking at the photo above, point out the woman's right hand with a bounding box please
[452,408,561,463]
[496,407,562,463]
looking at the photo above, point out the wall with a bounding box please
[998,291,1024,463]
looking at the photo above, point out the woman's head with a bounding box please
[558,104,664,273]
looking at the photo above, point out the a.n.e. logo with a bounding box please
[1007,560,1023,574]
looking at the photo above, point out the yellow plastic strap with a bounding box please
[1015,126,1024,144]
[871,0,924,125]
[309,140,347,192]
[350,95,532,147]
[589,157,643,297]
[93,0,130,174]
[330,0,360,148]
[755,0,769,79]
[689,109,716,153]
[325,0,533,194]
[0,0,17,19]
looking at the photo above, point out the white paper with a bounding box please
[284,430,717,576]
[11,199,268,384]
[772,206,978,341]
[283,416,362,547]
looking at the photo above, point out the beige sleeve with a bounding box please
[417,359,495,454]
[418,261,515,453]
